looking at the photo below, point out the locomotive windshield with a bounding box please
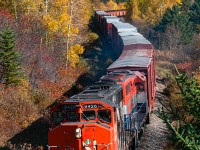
[98,110,111,123]
[51,104,112,126]
[66,111,79,122]
[52,111,80,125]
[82,110,96,120]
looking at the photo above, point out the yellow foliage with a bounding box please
[58,13,70,23]
[126,0,182,24]
[68,44,84,67]
[197,25,200,32]
[106,0,118,10]
[43,15,59,33]
[70,27,79,35]
[48,19,59,33]
[17,79,31,99]
[126,0,140,21]
[54,0,69,8]
[141,0,162,24]
[88,32,99,42]
[118,2,126,9]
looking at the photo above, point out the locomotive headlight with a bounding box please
[75,128,81,138]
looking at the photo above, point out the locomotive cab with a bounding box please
[48,100,119,150]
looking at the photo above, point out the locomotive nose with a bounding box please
[82,126,96,149]
[48,124,83,150]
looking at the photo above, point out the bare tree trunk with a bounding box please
[45,0,48,46]
[66,0,73,69]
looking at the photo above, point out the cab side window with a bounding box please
[136,83,145,93]
[116,89,123,103]
[126,83,131,96]
[52,111,64,126]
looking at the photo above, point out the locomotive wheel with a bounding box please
[146,112,150,124]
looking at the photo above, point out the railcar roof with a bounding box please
[107,49,153,70]
[121,49,153,57]
[121,35,144,41]
[122,36,151,45]
[107,20,120,23]
[96,11,107,14]
[112,22,137,32]
[104,16,119,19]
[108,57,151,69]
[123,44,153,50]
[119,31,140,36]
[104,16,120,23]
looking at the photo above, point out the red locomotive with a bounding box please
[48,10,156,150]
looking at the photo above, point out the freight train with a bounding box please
[47,10,156,150]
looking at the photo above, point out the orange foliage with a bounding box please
[195,74,200,85]
[176,62,193,72]
[37,66,88,100]
[38,80,66,99]
[0,84,39,128]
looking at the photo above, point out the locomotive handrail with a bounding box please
[118,102,147,149]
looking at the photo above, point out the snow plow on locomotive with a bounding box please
[48,10,156,150]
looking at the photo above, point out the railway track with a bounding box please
[137,82,171,150]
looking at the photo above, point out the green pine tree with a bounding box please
[189,0,200,30]
[156,5,194,44]
[175,13,194,44]
[158,72,200,150]
[155,5,180,32]
[180,0,193,12]
[0,28,23,86]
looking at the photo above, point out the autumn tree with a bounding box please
[105,0,118,10]
[125,0,140,21]
[0,29,23,86]
[0,0,43,19]
[42,0,91,67]
[92,0,106,10]
[125,0,181,25]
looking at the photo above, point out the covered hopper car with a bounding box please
[48,10,156,150]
